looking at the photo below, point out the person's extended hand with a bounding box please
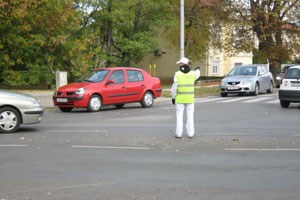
[172,99,175,105]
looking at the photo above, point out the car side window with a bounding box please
[257,67,262,75]
[126,70,144,82]
[108,70,125,84]
[262,67,268,74]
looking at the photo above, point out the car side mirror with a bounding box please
[258,72,263,76]
[106,79,114,85]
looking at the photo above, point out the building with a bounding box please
[134,38,253,79]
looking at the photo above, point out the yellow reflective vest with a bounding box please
[175,71,197,103]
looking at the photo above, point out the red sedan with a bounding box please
[53,67,162,112]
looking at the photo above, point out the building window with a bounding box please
[234,63,243,67]
[212,59,220,75]
[212,65,219,74]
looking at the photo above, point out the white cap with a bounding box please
[176,57,189,65]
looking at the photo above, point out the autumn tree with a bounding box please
[223,0,300,74]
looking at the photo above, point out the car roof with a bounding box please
[289,65,300,69]
[94,67,142,71]
[235,65,258,68]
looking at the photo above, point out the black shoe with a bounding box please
[175,136,182,139]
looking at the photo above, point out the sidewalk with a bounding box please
[21,90,169,109]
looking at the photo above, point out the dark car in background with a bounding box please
[53,67,162,112]
[275,65,292,88]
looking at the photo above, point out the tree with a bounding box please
[223,0,300,74]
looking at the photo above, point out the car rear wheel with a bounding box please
[59,107,73,112]
[88,95,102,112]
[280,100,290,108]
[0,107,21,133]
[141,91,154,108]
[267,81,273,93]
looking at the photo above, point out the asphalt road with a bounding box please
[1,90,300,200]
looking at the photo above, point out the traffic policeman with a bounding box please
[171,57,200,138]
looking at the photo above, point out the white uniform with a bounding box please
[171,69,200,138]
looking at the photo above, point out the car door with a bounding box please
[262,66,271,90]
[102,69,126,104]
[125,69,145,101]
[257,66,267,91]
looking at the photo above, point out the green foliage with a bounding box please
[0,0,95,87]
[86,0,174,66]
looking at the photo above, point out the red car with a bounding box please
[53,67,162,112]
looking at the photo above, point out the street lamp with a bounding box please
[180,0,184,58]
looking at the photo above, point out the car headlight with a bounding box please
[221,80,227,85]
[75,87,86,95]
[32,99,41,107]
[276,76,281,80]
[241,80,252,85]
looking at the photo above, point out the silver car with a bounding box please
[0,90,44,133]
[220,65,274,97]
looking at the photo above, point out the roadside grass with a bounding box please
[162,84,220,98]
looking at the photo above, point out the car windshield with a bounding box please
[228,66,257,76]
[285,68,300,79]
[78,69,109,82]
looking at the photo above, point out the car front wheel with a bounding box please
[141,91,154,108]
[267,81,273,93]
[88,95,102,112]
[220,92,228,97]
[0,107,21,133]
[280,100,290,108]
[252,83,259,96]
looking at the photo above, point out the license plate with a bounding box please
[228,85,239,90]
[291,83,300,87]
[57,98,68,103]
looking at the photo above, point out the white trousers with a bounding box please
[175,103,195,137]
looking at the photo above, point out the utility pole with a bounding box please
[180,0,184,58]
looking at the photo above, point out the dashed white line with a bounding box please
[0,144,28,147]
[7,182,116,194]
[225,148,300,151]
[72,145,150,150]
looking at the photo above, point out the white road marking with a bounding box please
[265,99,280,104]
[72,145,150,150]
[195,97,224,103]
[242,96,273,103]
[225,148,300,151]
[47,130,107,133]
[0,144,28,147]
[8,182,116,194]
[218,96,255,103]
